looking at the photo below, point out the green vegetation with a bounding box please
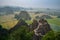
[0,6,60,40]
[0,15,18,29]
[0,25,34,40]
[9,26,34,40]
[42,31,60,40]
[25,20,32,24]
[0,25,8,40]
[47,18,60,26]
[0,17,60,40]
[25,18,60,26]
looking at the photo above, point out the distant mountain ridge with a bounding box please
[0,6,60,16]
[0,6,25,12]
[0,6,34,12]
[0,6,60,12]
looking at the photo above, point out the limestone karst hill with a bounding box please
[30,19,52,40]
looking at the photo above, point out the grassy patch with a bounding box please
[0,15,18,29]
[25,20,32,24]
[47,18,60,26]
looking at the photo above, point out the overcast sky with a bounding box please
[0,0,60,9]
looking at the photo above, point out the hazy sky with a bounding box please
[0,0,60,9]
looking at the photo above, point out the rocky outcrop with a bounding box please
[30,19,52,40]
[34,19,51,36]
[29,19,38,31]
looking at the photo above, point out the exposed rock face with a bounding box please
[35,19,51,35]
[31,19,52,40]
[29,19,38,31]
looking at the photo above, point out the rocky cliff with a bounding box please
[30,19,52,40]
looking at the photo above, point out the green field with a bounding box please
[0,15,18,29]
[47,18,60,26]
[47,18,60,32]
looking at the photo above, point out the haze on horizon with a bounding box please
[0,0,60,9]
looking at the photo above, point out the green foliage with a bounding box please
[55,32,60,40]
[0,25,34,40]
[8,26,34,40]
[42,31,60,40]
[0,25,8,40]
[25,20,32,24]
